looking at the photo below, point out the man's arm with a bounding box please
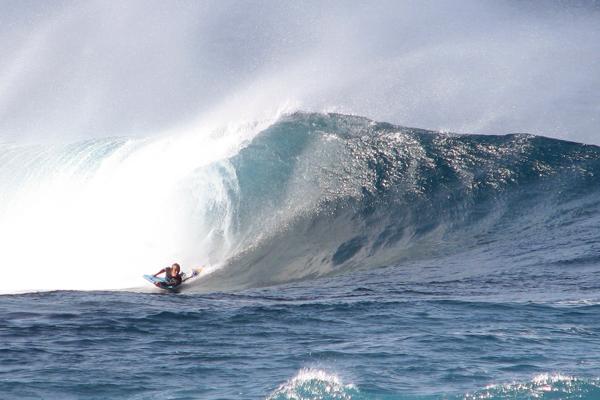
[153,268,166,277]
[181,268,201,282]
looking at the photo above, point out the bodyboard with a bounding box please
[143,275,168,285]
[143,267,204,291]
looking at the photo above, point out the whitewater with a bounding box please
[1,112,600,399]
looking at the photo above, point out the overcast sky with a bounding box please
[1,0,599,144]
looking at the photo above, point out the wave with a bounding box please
[268,369,361,400]
[267,369,600,400]
[197,112,600,291]
[1,112,599,293]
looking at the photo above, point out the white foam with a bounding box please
[0,107,289,294]
[267,368,357,400]
[468,373,600,400]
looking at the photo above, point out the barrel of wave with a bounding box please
[0,115,272,294]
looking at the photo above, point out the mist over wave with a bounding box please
[2,112,599,294]
[1,1,599,144]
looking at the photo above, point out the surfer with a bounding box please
[145,264,202,290]
[153,263,184,288]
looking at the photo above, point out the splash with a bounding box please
[465,374,600,400]
[268,368,360,400]
[267,371,600,400]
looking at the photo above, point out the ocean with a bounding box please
[1,112,599,399]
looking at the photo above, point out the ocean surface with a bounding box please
[1,112,600,399]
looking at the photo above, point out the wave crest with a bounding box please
[268,368,360,400]
[466,374,600,400]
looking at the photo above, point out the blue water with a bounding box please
[1,113,600,399]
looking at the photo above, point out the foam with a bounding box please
[267,368,358,400]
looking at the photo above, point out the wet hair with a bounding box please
[171,263,181,272]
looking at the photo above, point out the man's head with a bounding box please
[171,263,181,274]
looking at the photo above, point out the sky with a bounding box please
[0,0,599,144]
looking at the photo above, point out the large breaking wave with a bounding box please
[1,112,599,293]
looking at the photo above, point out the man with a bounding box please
[153,263,184,288]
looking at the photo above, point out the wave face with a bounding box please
[1,112,600,293]
[200,112,600,291]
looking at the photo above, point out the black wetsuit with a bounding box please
[164,271,183,287]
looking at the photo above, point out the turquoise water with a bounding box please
[1,113,600,399]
